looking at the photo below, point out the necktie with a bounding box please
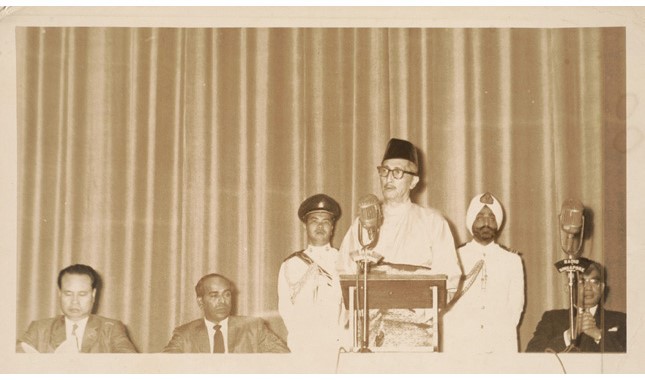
[213,324,225,353]
[71,323,80,351]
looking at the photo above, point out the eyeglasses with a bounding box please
[578,278,602,287]
[377,166,417,180]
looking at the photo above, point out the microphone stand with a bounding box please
[360,252,370,353]
[566,253,577,347]
[554,219,587,353]
[356,226,379,353]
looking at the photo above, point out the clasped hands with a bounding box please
[567,310,602,342]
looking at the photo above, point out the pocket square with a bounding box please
[608,326,618,332]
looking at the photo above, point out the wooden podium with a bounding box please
[340,272,447,352]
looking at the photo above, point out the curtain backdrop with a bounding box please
[16,27,625,353]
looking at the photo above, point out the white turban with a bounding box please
[466,192,504,235]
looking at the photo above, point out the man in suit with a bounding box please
[526,260,626,352]
[163,273,289,353]
[16,264,137,353]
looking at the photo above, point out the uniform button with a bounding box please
[480,325,484,329]
[481,306,485,310]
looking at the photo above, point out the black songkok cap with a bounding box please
[382,138,419,167]
[297,193,341,223]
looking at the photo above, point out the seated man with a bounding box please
[525,260,626,352]
[16,264,137,353]
[163,273,289,353]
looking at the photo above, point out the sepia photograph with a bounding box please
[0,5,643,374]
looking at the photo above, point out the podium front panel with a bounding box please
[340,273,447,310]
[339,273,448,352]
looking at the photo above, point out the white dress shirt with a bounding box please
[204,317,229,353]
[65,317,89,352]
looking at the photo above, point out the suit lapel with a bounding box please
[596,305,616,333]
[81,315,99,353]
[49,316,67,351]
[193,320,211,353]
[227,316,241,353]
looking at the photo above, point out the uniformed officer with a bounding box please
[443,192,525,353]
[277,193,347,353]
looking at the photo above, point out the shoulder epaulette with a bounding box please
[282,251,331,279]
[499,244,520,255]
[283,250,307,263]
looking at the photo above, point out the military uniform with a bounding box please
[443,241,524,353]
[443,192,525,353]
[277,194,347,353]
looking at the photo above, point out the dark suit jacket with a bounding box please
[16,314,137,353]
[162,316,289,353]
[525,307,626,352]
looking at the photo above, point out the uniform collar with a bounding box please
[306,243,332,255]
[471,240,498,251]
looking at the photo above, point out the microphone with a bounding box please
[358,194,382,242]
[559,199,585,256]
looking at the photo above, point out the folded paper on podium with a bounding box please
[340,267,447,352]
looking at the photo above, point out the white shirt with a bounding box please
[443,240,525,353]
[277,244,346,353]
[204,317,228,353]
[338,200,461,291]
[65,317,89,351]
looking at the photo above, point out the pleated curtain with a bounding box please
[16,27,625,353]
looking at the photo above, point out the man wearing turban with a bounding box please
[443,192,525,353]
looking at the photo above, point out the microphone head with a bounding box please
[559,198,585,256]
[358,194,382,229]
[560,199,584,235]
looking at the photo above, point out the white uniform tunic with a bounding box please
[443,241,525,353]
[277,244,346,353]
